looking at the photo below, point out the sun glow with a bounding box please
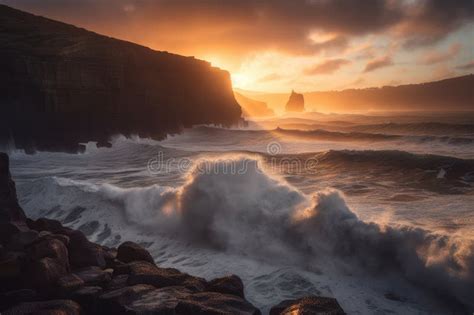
[231,73,253,89]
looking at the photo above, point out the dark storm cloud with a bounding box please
[1,0,473,55]
[399,0,474,48]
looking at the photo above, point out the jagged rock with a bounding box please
[61,229,106,268]
[176,291,261,315]
[73,266,112,287]
[4,299,81,315]
[117,241,155,264]
[207,275,245,298]
[0,153,28,244]
[56,274,85,293]
[98,285,261,315]
[235,92,275,117]
[0,5,242,154]
[269,296,345,315]
[26,238,69,271]
[285,90,305,112]
[106,274,130,291]
[124,261,207,292]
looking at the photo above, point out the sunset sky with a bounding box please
[3,0,473,92]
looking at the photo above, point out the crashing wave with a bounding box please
[17,156,474,309]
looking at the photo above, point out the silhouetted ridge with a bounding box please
[0,4,242,153]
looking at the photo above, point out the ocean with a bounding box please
[7,112,474,314]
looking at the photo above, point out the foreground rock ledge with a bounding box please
[0,152,345,314]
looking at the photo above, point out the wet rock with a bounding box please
[63,229,106,268]
[51,234,70,246]
[56,274,85,293]
[98,285,261,315]
[270,296,345,315]
[26,238,69,271]
[0,153,28,240]
[106,274,129,291]
[125,261,207,292]
[207,274,245,298]
[97,284,157,314]
[117,241,155,264]
[74,266,111,286]
[176,291,261,315]
[4,299,81,315]
[25,257,69,291]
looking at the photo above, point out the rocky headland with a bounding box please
[234,92,275,117]
[0,5,243,154]
[0,152,346,314]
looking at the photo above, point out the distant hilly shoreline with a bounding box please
[236,74,474,113]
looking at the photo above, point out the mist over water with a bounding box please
[8,112,474,314]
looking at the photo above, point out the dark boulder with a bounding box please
[206,274,245,298]
[4,299,81,315]
[24,257,69,291]
[97,284,157,314]
[176,291,261,315]
[26,238,70,271]
[73,266,112,287]
[117,241,155,264]
[62,229,106,268]
[98,285,261,315]
[0,153,28,244]
[124,261,207,292]
[270,296,345,315]
[106,274,129,291]
[56,274,85,293]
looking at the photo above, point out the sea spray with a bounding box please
[16,156,474,310]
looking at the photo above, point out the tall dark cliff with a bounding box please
[0,5,242,153]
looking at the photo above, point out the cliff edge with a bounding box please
[0,5,242,153]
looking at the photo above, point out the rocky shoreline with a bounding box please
[0,152,345,314]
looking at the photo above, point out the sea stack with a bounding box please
[0,4,242,154]
[285,90,305,112]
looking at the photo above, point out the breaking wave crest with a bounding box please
[18,156,474,309]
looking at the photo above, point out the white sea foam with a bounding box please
[17,156,474,312]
